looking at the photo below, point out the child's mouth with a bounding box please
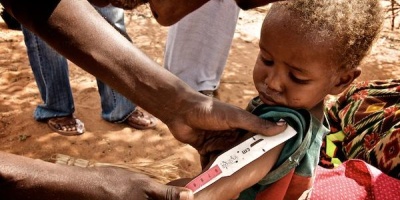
[260,93,279,106]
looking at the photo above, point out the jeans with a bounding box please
[22,5,136,123]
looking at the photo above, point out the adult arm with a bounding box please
[146,0,285,25]
[88,0,211,26]
[0,152,193,200]
[104,0,285,25]
[2,0,286,146]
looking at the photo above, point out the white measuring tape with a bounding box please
[185,125,297,194]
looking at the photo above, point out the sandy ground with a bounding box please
[0,3,399,183]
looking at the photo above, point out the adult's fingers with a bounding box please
[197,99,287,137]
[165,98,287,146]
[147,184,194,200]
[227,107,287,137]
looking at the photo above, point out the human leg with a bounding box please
[163,0,240,96]
[22,27,84,135]
[95,5,157,129]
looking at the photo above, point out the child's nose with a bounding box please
[265,71,283,93]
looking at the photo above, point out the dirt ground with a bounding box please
[0,3,399,182]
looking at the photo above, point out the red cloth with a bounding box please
[255,169,313,200]
[311,159,400,200]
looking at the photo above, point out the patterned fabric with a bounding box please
[320,79,400,179]
[311,159,400,200]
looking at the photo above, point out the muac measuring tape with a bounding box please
[185,124,296,194]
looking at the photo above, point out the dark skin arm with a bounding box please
[147,0,209,26]
[1,0,285,198]
[2,0,286,153]
[92,0,210,26]
[148,0,285,25]
[88,0,283,25]
[0,151,193,200]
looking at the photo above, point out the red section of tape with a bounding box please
[185,165,222,192]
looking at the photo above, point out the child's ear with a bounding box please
[330,68,361,95]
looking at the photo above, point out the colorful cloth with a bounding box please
[239,97,329,200]
[320,79,400,179]
[311,159,400,200]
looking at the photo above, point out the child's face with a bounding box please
[253,13,351,111]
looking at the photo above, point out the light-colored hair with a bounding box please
[267,0,383,70]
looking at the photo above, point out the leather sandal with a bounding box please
[47,115,85,136]
[125,108,158,130]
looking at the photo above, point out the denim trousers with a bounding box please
[22,5,136,123]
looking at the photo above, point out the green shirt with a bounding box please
[239,97,329,199]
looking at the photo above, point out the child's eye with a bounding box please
[289,73,310,84]
[261,57,274,66]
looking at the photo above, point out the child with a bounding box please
[178,0,383,199]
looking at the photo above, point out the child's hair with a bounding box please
[268,0,383,71]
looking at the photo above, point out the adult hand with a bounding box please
[82,166,195,200]
[163,96,287,150]
[0,152,193,200]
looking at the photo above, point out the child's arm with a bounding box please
[194,133,285,200]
